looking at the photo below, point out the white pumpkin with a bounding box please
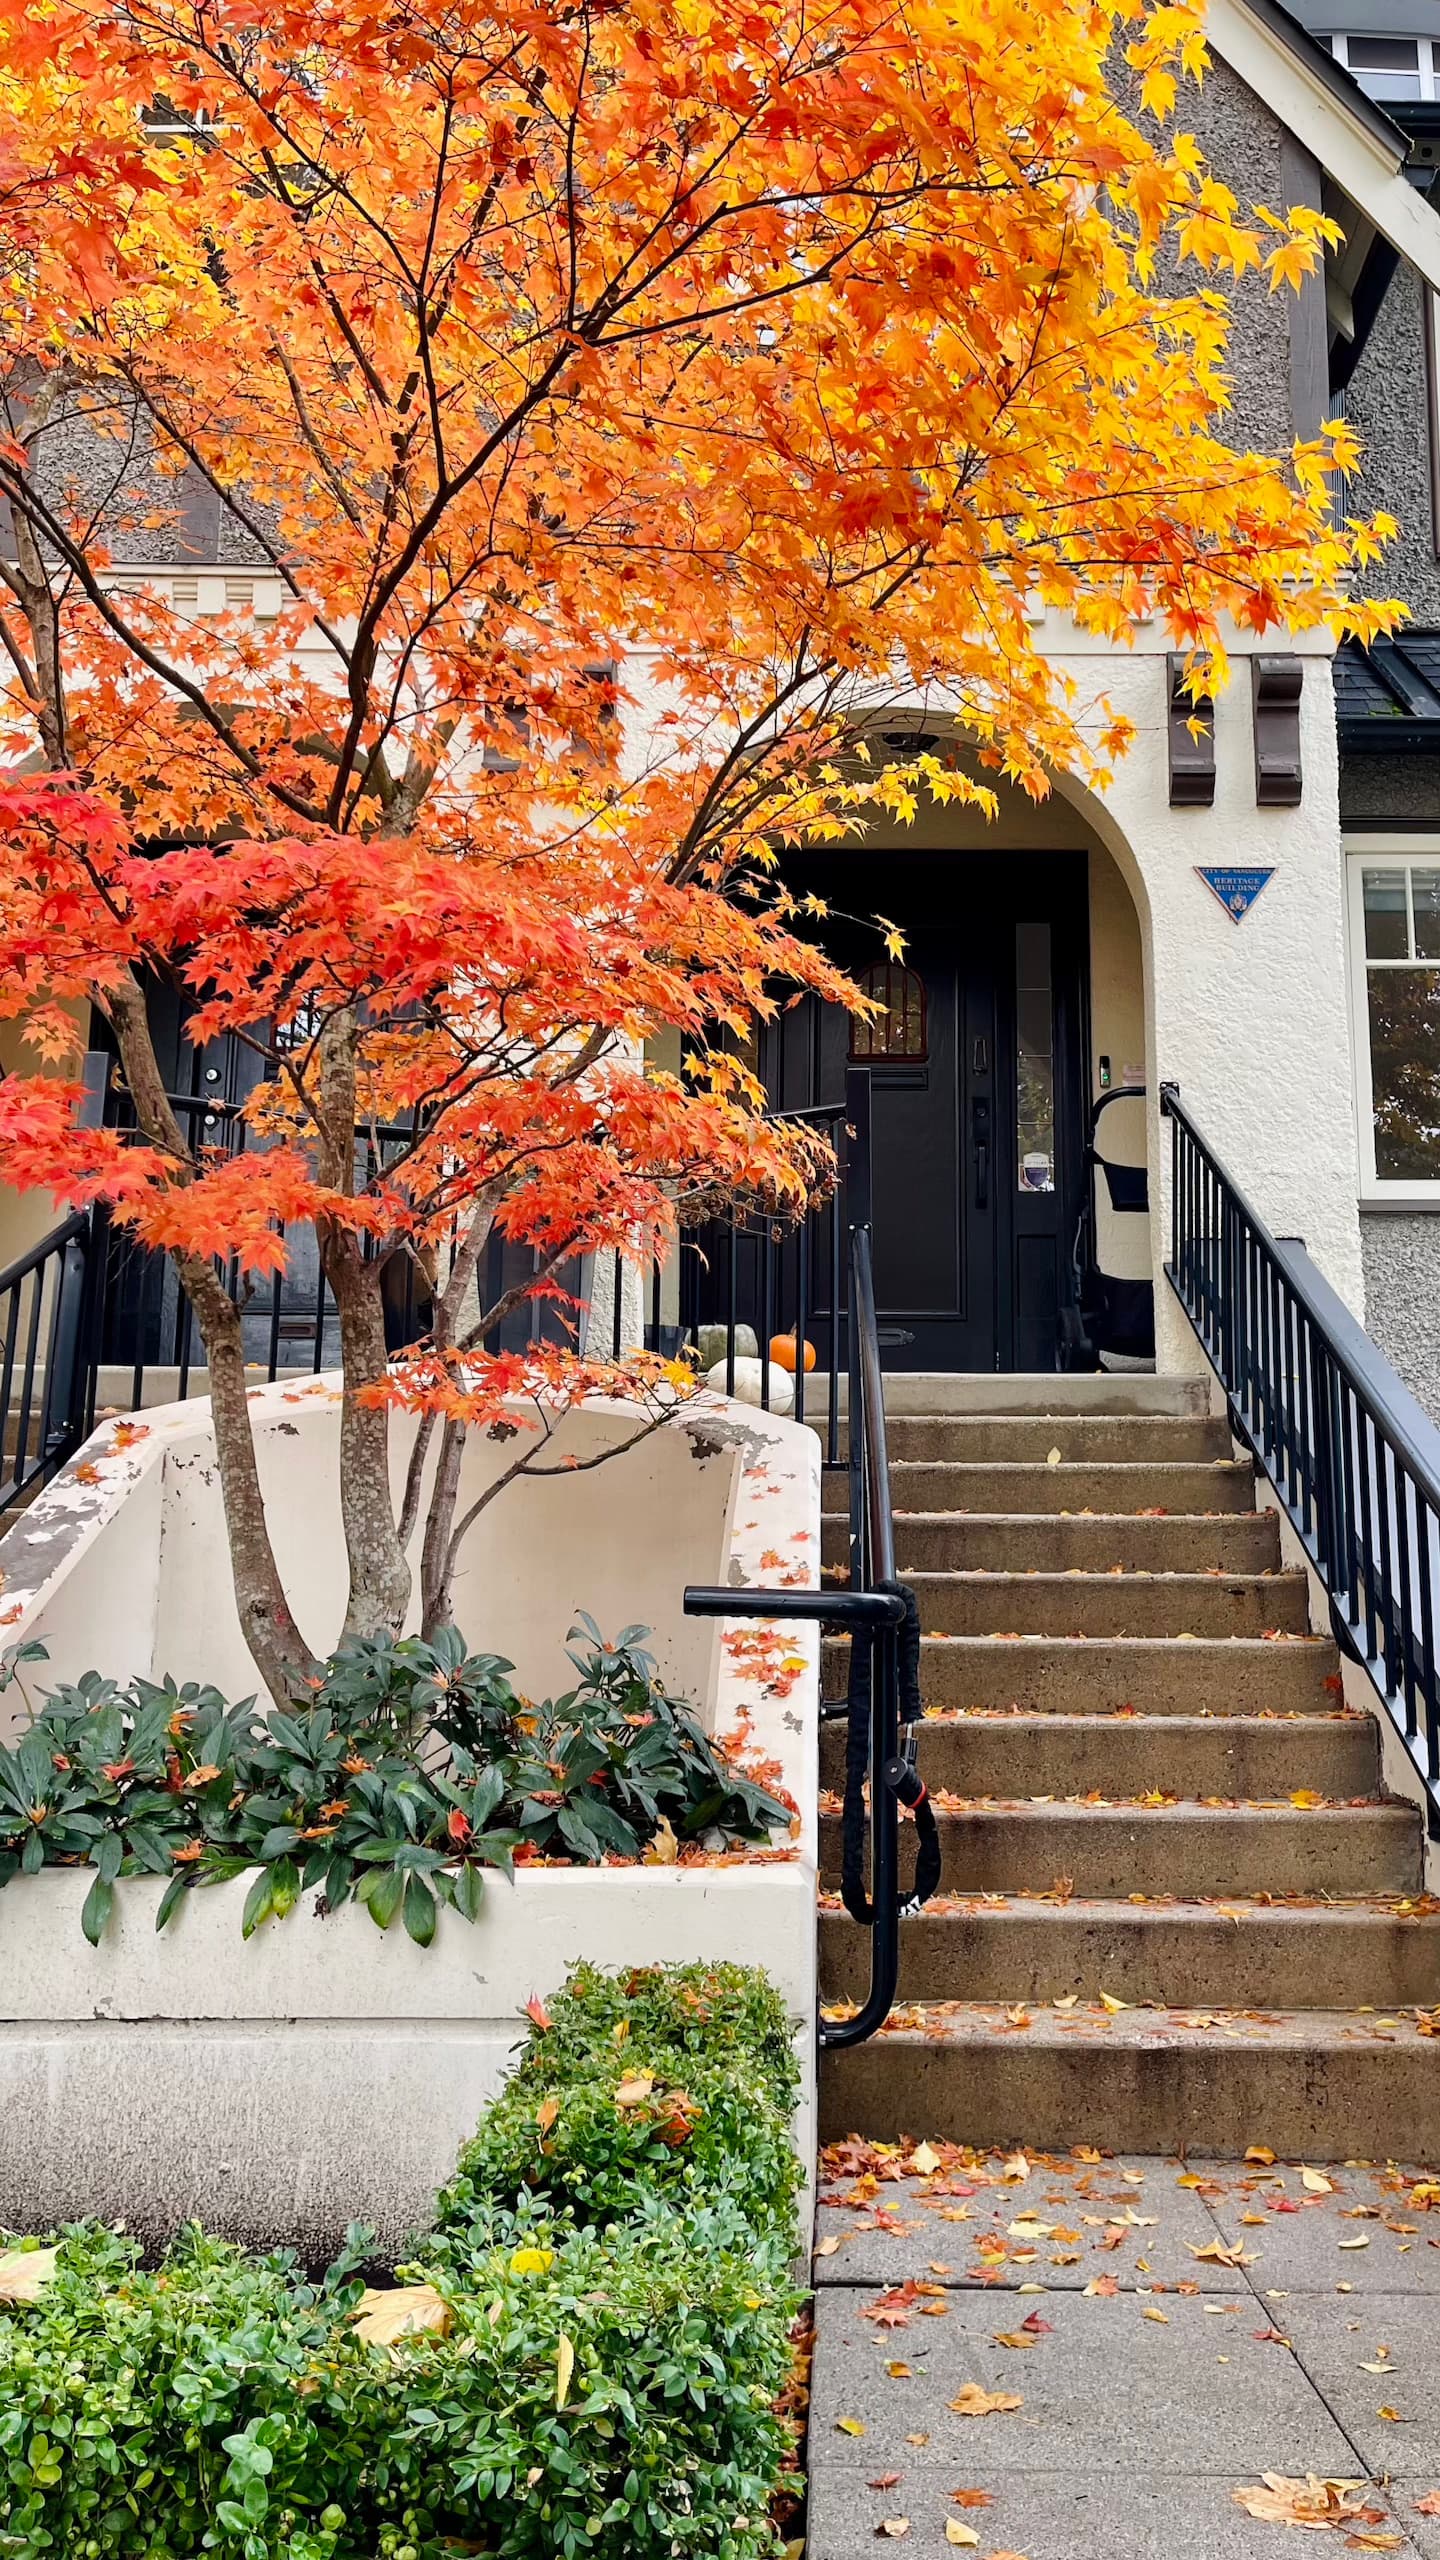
[704,1355,794,1415]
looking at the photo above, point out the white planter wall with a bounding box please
[0,1385,820,2254]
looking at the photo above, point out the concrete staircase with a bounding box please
[818,1375,1440,2159]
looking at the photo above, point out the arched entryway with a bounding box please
[760,746,1153,1374]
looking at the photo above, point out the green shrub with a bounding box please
[0,2224,370,2559]
[435,2048,801,2251]
[516,1957,800,2099]
[359,2224,801,2560]
[0,1627,790,1945]
[0,1963,806,2560]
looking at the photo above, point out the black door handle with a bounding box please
[972,1095,991,1210]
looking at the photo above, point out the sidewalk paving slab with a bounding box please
[1199,2161,1440,2294]
[1394,2486,1440,2560]
[814,2152,1240,2291]
[807,2151,1440,2560]
[1282,2291,1440,2472]
[809,2290,1358,2476]
[805,2467,1424,2560]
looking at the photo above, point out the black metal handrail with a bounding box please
[1164,1081,1440,1833]
[0,1207,103,1515]
[686,1064,912,2047]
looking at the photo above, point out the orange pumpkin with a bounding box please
[770,1332,816,1373]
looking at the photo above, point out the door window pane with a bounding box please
[850,961,927,1061]
[1367,965,1440,1178]
[1016,923,1054,1191]
[1363,867,1410,959]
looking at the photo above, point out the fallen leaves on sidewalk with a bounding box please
[1231,2475,1387,2530]
[949,2384,1023,2417]
[1189,2237,1255,2267]
[862,2283,925,2328]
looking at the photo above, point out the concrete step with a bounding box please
[821,1631,1340,1714]
[902,1568,1311,1640]
[818,1799,1420,1898]
[819,1896,1440,2008]
[817,2006,1440,2160]
[818,1710,1380,1801]
[845,1373,1213,1417]
[868,1413,1234,1464]
[823,1459,1258,1515]
[822,1509,1282,1575]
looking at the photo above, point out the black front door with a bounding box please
[763,853,1089,1372]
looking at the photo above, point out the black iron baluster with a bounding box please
[725,1220,737,1398]
[268,1262,283,1381]
[1395,1459,1420,1745]
[11,1268,44,1487]
[1419,1494,1440,1806]
[760,1219,774,1414]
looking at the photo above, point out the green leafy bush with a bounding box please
[0,1962,805,2560]
[0,1623,790,1945]
[435,2049,801,2249]
[517,1957,801,2097]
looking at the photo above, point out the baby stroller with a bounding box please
[1059,1086,1155,1370]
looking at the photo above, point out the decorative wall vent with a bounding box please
[1252,655,1303,806]
[1167,655,1215,807]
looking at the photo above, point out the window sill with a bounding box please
[1359,1195,1440,1213]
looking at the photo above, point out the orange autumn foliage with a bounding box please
[0,0,1399,1690]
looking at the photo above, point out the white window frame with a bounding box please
[1346,834,1440,1205]
[1330,31,1440,98]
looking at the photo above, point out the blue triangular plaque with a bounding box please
[1195,865,1275,922]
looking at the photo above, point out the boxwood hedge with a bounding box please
[0,1963,804,2560]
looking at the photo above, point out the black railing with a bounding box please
[625,1093,851,1457]
[1164,1082,1440,1835]
[0,1209,104,1515]
[684,1064,918,2048]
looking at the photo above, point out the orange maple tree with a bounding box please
[0,0,1399,1695]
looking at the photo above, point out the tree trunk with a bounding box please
[183,1258,321,1701]
[311,1004,412,1641]
[419,1415,467,1637]
[323,1232,413,1639]
[101,973,318,1700]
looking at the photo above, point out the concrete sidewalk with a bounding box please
[808,2142,1440,2558]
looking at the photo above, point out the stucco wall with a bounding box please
[1344,262,1440,623]
[1361,1214,1440,1419]
[1037,634,1361,1368]
[1157,56,1303,459]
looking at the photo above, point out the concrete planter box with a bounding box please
[0,1382,819,2254]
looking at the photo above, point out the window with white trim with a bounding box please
[1329,32,1440,97]
[1347,843,1440,1195]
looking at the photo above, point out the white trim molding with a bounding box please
[1208,0,1440,293]
[1345,831,1440,1202]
